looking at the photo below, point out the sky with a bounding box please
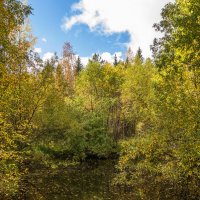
[29,0,173,64]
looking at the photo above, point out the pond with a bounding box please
[14,159,137,200]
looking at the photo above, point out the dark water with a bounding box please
[15,160,136,200]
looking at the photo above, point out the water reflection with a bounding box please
[15,160,136,200]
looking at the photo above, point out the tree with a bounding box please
[75,56,83,74]
[135,47,143,63]
[0,0,33,196]
[152,0,200,72]
[90,53,104,64]
[115,1,200,198]
[113,54,118,66]
[125,47,134,64]
[61,42,76,93]
[55,64,67,94]
[121,58,154,136]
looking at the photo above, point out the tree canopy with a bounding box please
[0,0,199,199]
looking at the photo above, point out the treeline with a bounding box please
[0,0,199,199]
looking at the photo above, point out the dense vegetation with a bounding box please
[0,0,199,199]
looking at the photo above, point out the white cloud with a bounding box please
[75,55,89,66]
[43,52,54,62]
[101,52,122,63]
[34,47,42,54]
[101,52,113,63]
[78,51,122,66]
[80,56,90,66]
[42,38,47,42]
[63,0,174,58]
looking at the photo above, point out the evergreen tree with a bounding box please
[90,53,104,64]
[76,56,83,74]
[135,47,143,63]
[113,54,118,66]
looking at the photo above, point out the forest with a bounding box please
[0,0,199,199]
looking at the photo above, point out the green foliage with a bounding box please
[83,114,116,157]
[0,0,34,196]
[121,58,155,135]
[1,0,199,198]
[135,47,144,63]
[115,130,200,198]
[75,56,83,74]
[114,0,200,199]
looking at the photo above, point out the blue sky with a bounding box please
[29,0,173,63]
